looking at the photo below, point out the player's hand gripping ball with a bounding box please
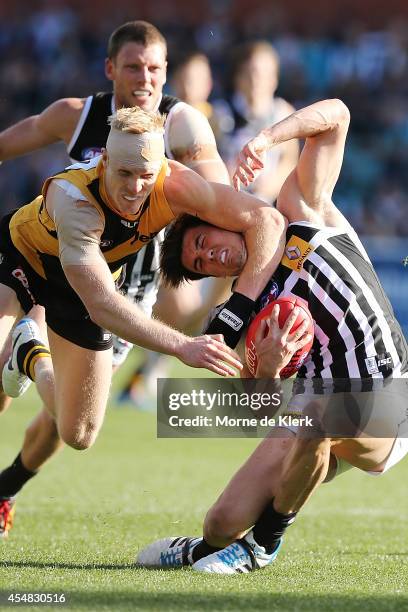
[245,296,314,378]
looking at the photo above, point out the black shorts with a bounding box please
[0,213,112,351]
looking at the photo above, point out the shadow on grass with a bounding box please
[0,561,135,570]
[3,591,404,611]
[1,548,407,571]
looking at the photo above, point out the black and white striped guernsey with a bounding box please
[256,222,408,379]
[67,92,180,162]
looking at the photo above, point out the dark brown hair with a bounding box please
[108,21,167,60]
[160,215,211,287]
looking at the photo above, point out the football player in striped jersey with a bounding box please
[138,98,408,573]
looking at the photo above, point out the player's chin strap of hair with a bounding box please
[203,292,255,349]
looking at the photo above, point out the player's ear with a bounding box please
[105,57,114,81]
[101,148,108,167]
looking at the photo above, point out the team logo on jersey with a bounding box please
[257,279,280,312]
[121,219,139,229]
[282,236,314,272]
[130,230,159,245]
[81,147,102,160]
[100,239,113,248]
[365,353,394,375]
[11,267,36,303]
[286,246,301,260]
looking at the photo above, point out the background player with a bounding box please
[215,41,299,203]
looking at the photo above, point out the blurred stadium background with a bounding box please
[1,0,408,334]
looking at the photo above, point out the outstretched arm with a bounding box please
[47,181,242,376]
[233,98,350,216]
[0,98,84,161]
[65,259,242,376]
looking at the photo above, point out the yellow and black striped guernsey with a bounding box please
[9,157,174,280]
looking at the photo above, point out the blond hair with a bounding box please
[108,106,165,134]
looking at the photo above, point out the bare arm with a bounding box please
[233,99,350,219]
[165,162,287,301]
[166,103,230,184]
[0,98,85,161]
[166,103,234,317]
[64,258,241,376]
[47,180,241,375]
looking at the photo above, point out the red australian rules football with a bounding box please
[245,296,314,378]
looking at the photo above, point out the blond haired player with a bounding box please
[0,20,232,536]
[0,105,285,537]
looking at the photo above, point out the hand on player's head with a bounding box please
[232,133,268,191]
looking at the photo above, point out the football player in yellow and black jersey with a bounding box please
[0,104,286,537]
[0,20,231,352]
[0,20,232,537]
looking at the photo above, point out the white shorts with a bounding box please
[333,433,408,479]
[284,374,408,480]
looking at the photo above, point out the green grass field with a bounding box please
[0,353,407,611]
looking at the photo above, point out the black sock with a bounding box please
[0,453,37,498]
[191,538,223,562]
[253,499,297,553]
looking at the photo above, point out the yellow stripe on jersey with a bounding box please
[111,267,122,282]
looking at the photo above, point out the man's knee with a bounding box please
[204,500,242,542]
[58,420,99,451]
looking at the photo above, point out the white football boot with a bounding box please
[2,318,43,398]
[136,536,202,568]
[192,531,282,574]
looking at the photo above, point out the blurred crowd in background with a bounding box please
[1,0,408,236]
